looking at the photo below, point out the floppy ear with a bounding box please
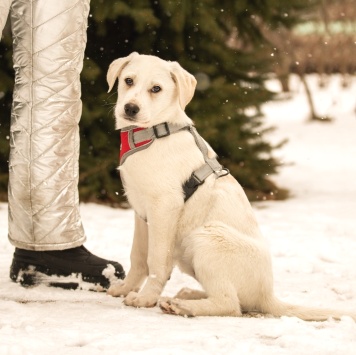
[107,52,139,93]
[170,62,197,109]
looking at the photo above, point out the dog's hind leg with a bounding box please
[160,224,251,317]
[160,255,241,317]
[159,288,207,305]
[160,283,241,317]
[175,287,208,300]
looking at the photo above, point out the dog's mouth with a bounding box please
[123,115,137,122]
[121,114,150,127]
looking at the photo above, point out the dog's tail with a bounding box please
[260,296,356,321]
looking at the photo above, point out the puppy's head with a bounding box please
[107,52,197,129]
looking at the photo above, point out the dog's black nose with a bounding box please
[124,103,140,117]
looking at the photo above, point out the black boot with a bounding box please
[9,246,125,291]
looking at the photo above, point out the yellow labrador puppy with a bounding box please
[107,52,355,320]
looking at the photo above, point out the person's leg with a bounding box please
[8,0,125,289]
[9,0,87,250]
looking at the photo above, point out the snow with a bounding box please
[1,75,356,354]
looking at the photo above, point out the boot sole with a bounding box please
[10,260,110,291]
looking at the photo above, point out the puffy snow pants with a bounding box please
[0,0,90,250]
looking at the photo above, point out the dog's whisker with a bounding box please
[102,102,116,107]
[106,91,118,101]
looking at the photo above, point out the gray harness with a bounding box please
[120,122,229,202]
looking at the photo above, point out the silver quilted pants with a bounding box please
[1,0,90,250]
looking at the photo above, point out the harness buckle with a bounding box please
[153,123,170,138]
[216,168,230,178]
[182,173,203,202]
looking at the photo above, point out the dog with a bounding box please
[106,52,355,321]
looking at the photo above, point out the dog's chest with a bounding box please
[120,133,205,207]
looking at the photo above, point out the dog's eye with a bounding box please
[125,78,133,86]
[151,86,161,93]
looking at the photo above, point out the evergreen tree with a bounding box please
[0,28,12,200]
[0,0,316,204]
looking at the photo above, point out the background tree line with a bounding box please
[0,0,320,205]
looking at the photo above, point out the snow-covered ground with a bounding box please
[1,75,356,354]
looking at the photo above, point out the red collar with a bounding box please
[120,127,153,165]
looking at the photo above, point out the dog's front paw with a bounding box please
[124,291,158,308]
[107,281,135,297]
[159,298,194,317]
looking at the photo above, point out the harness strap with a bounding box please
[183,126,229,202]
[133,122,189,143]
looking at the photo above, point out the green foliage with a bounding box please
[0,31,12,200]
[0,0,316,204]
